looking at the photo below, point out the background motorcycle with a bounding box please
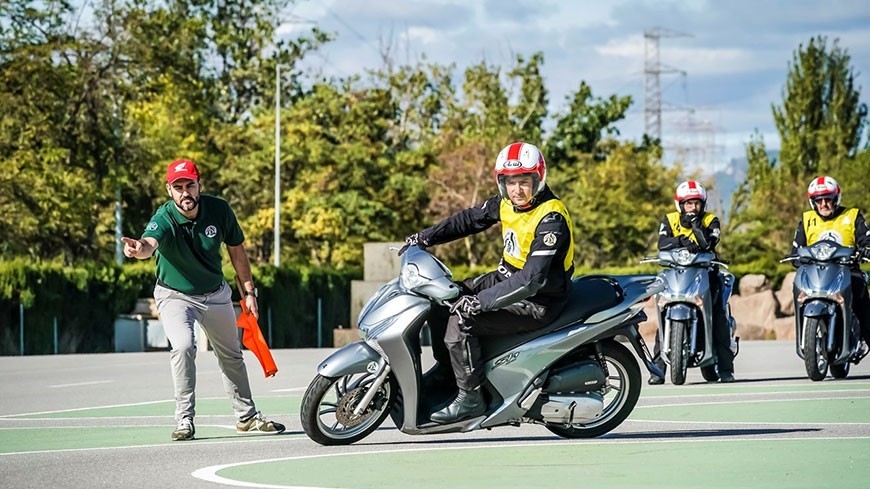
[300,246,664,445]
[640,249,738,385]
[782,241,870,380]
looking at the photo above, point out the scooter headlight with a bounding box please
[400,263,425,290]
[809,242,836,261]
[674,249,694,266]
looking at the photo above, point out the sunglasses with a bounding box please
[812,197,835,204]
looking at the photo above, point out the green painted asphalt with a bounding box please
[633,397,870,423]
[0,426,305,454]
[0,382,870,460]
[214,438,870,489]
[3,395,300,419]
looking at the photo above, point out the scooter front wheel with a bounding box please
[300,372,397,445]
[669,320,689,385]
[803,317,829,381]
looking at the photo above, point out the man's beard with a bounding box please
[176,196,199,212]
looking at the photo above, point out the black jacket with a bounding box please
[658,212,721,253]
[420,186,573,312]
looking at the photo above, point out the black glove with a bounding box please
[679,212,699,229]
[861,247,870,260]
[450,295,481,319]
[678,236,700,253]
[398,232,428,256]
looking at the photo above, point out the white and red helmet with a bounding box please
[807,175,841,210]
[494,142,547,201]
[674,180,707,213]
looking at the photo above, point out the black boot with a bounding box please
[648,358,666,385]
[430,388,485,424]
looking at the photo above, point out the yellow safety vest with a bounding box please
[666,212,717,245]
[802,208,858,246]
[500,199,574,271]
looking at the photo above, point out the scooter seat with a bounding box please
[480,276,623,362]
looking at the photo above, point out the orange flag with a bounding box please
[236,298,278,378]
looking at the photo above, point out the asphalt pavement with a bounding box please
[1,340,869,488]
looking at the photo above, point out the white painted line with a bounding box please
[0,433,308,457]
[0,399,172,418]
[0,423,241,431]
[48,380,114,389]
[270,387,307,393]
[625,419,870,426]
[642,387,870,400]
[0,396,237,418]
[190,436,870,489]
[0,413,299,421]
[636,395,870,408]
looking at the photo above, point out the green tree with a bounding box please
[422,54,549,267]
[728,36,868,261]
[545,81,633,166]
[550,141,678,267]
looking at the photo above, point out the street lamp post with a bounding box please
[273,63,281,267]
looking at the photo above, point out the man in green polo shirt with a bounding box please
[121,158,284,441]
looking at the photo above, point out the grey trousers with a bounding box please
[154,282,257,421]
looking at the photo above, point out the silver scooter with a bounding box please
[300,246,664,445]
[641,249,738,385]
[782,241,870,380]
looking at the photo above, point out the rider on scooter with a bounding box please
[399,142,575,424]
[789,176,870,348]
[649,180,736,384]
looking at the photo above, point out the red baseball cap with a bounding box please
[165,159,200,184]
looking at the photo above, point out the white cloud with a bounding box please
[403,26,444,46]
[282,0,870,168]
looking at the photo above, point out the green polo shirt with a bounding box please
[141,194,244,295]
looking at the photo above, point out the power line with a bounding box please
[325,7,383,59]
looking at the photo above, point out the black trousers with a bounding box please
[653,268,734,375]
[429,270,562,391]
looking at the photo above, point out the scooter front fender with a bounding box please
[802,300,835,318]
[317,341,384,378]
[664,303,694,321]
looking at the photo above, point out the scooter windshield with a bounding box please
[399,246,461,302]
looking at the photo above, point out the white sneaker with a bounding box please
[171,417,195,441]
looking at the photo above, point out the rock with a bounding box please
[730,290,778,339]
[775,272,796,316]
[739,274,771,296]
[773,316,797,340]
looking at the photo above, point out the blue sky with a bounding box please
[281,0,870,174]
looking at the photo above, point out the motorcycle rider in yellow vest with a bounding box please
[649,180,736,384]
[400,142,575,424]
[789,176,870,347]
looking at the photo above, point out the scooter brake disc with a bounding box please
[335,387,374,427]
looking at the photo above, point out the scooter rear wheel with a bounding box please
[300,372,397,445]
[545,340,641,439]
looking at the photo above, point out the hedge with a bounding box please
[0,260,359,355]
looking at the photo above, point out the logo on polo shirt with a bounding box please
[204,225,217,238]
[146,222,158,231]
